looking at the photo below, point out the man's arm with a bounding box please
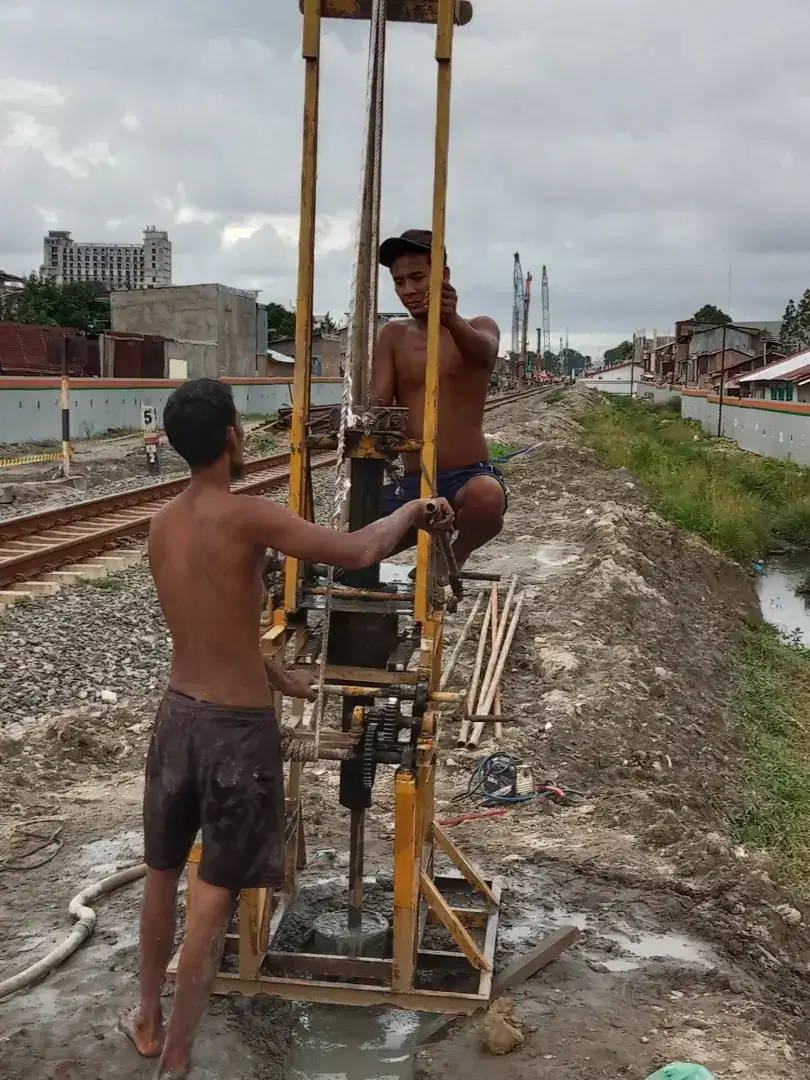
[369,321,398,406]
[446,314,500,370]
[264,655,316,701]
[240,495,453,571]
[432,279,499,370]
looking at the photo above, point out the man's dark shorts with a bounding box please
[143,689,284,892]
[379,461,508,516]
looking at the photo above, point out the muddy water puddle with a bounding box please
[758,553,810,645]
[286,1006,430,1080]
[500,870,720,976]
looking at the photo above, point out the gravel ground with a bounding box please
[0,424,282,523]
[0,470,338,728]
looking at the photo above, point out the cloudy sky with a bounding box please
[2,0,810,359]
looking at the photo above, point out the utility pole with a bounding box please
[717,322,727,438]
[630,333,636,398]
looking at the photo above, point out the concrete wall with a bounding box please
[218,287,259,377]
[681,391,810,467]
[163,340,218,379]
[112,285,219,341]
[111,285,260,378]
[0,378,342,445]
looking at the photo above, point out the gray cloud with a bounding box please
[2,0,810,357]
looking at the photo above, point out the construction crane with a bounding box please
[541,265,551,361]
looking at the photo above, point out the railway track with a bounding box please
[0,384,557,591]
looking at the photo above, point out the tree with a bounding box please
[782,298,799,349]
[692,304,732,326]
[604,340,633,367]
[1,275,110,334]
[267,302,296,342]
[560,346,587,376]
[542,350,561,375]
[319,311,339,334]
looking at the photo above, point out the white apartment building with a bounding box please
[42,227,172,290]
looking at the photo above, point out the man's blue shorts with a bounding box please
[379,461,508,517]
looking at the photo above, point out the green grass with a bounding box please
[732,624,810,891]
[582,395,810,561]
[487,440,520,462]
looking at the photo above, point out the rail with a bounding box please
[0,384,557,589]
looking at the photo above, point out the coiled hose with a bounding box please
[0,862,147,1001]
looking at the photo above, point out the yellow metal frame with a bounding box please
[170,0,502,1015]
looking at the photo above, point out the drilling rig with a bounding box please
[511,253,532,381]
[541,265,551,362]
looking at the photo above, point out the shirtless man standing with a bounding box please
[372,229,506,570]
[119,378,453,1078]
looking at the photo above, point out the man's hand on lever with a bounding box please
[264,657,317,701]
[414,497,454,533]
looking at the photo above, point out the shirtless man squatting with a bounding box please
[372,228,507,570]
[119,378,453,1078]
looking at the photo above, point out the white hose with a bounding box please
[0,862,147,1001]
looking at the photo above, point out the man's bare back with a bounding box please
[149,487,274,708]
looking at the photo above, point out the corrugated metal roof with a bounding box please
[267,348,294,364]
[738,348,810,383]
[0,322,79,374]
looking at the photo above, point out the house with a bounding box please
[266,331,342,377]
[264,348,296,378]
[737,349,810,402]
[583,360,644,394]
[678,322,783,387]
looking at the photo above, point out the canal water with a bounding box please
[757,552,810,645]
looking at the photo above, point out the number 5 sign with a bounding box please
[141,405,157,431]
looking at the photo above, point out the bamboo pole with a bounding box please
[456,599,491,746]
[490,586,503,740]
[468,592,525,748]
[476,574,517,713]
[439,591,483,692]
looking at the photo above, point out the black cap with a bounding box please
[379,229,445,268]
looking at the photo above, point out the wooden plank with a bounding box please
[426,907,487,930]
[212,971,485,1014]
[304,0,473,25]
[492,926,581,999]
[432,822,497,906]
[238,890,265,979]
[420,872,489,972]
[476,876,501,1001]
[261,951,392,981]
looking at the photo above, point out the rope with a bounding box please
[280,731,353,763]
[311,0,388,757]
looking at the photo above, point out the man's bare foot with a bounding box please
[118,1007,164,1059]
[154,1068,189,1079]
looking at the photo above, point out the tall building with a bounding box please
[42,226,172,290]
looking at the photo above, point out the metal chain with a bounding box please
[311,0,387,757]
